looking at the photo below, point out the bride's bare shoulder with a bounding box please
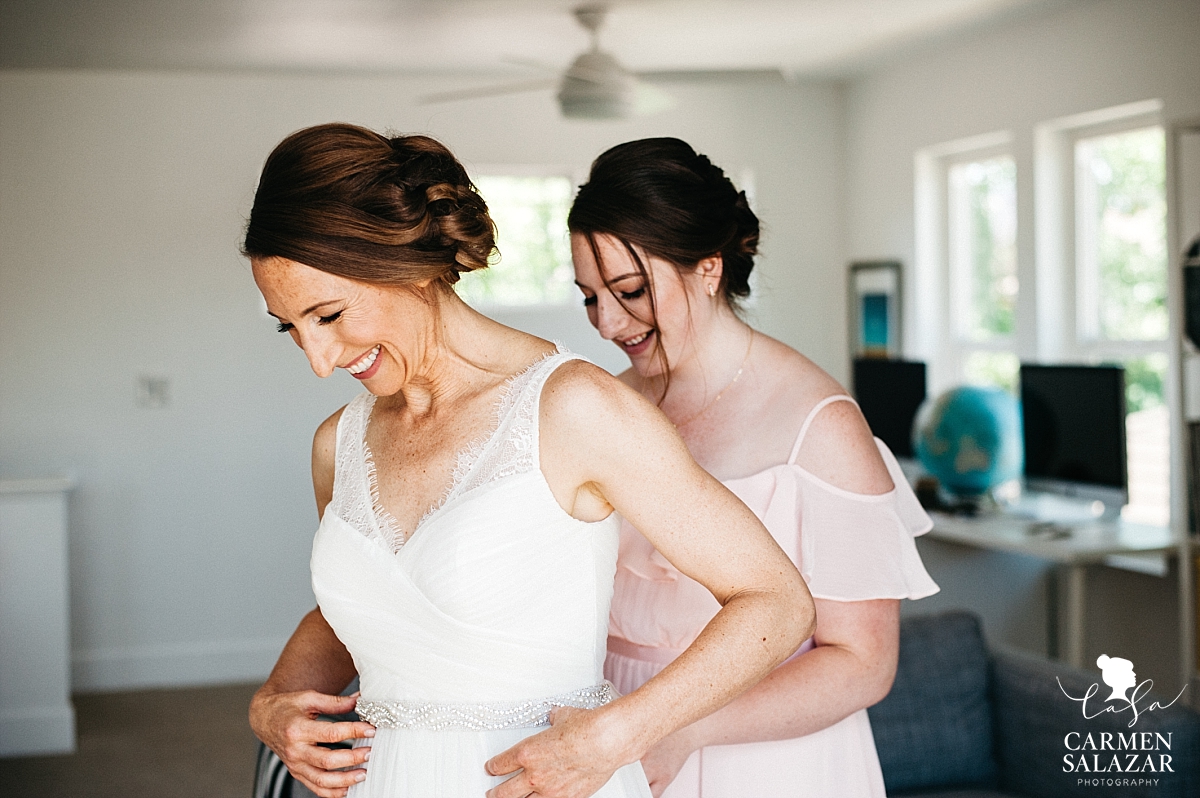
[313,404,349,515]
[540,358,653,423]
[313,405,347,465]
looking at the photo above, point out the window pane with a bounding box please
[963,350,1019,392]
[1075,127,1167,341]
[948,157,1018,342]
[1120,352,1169,526]
[455,175,574,307]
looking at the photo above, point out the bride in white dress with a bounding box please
[244,123,815,798]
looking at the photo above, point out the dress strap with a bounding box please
[509,349,585,471]
[787,394,859,465]
[328,392,398,550]
[448,347,583,498]
[330,392,371,503]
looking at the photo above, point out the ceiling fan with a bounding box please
[419,4,674,120]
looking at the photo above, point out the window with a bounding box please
[1073,125,1169,525]
[1075,127,1169,343]
[914,131,1019,395]
[455,174,575,307]
[947,155,1019,391]
[915,102,1172,525]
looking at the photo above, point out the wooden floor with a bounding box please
[0,683,260,798]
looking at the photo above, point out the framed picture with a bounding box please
[848,260,901,358]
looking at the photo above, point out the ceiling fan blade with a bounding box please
[633,81,676,116]
[498,56,562,74]
[418,78,557,105]
[635,68,782,84]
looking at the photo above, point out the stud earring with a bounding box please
[706,282,718,297]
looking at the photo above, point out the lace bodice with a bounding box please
[327,347,582,554]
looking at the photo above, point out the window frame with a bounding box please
[914,131,1018,394]
[1035,100,1165,364]
[1069,118,1168,358]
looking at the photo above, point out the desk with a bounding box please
[926,512,1175,668]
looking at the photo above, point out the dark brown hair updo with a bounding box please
[242,123,495,287]
[567,137,760,306]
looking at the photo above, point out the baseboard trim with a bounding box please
[0,705,76,757]
[72,636,288,692]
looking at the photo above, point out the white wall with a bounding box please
[844,0,1200,690]
[0,69,845,690]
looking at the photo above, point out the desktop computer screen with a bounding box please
[852,358,926,458]
[1019,364,1127,506]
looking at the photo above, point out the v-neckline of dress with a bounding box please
[360,346,564,552]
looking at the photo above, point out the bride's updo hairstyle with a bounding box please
[243,123,495,289]
[568,137,760,390]
[568,137,759,308]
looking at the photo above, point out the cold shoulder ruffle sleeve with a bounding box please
[780,440,938,601]
[607,394,938,652]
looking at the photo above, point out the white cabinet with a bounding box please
[0,478,76,757]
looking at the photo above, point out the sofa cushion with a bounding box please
[869,611,998,794]
[991,648,1200,798]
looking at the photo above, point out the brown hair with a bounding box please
[242,123,495,287]
[568,137,760,395]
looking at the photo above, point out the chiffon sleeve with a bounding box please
[791,440,939,602]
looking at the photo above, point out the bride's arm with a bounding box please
[249,408,376,798]
[485,362,816,798]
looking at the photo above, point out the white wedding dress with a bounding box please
[311,350,653,797]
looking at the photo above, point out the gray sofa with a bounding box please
[869,611,1200,798]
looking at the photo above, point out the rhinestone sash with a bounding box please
[355,682,617,731]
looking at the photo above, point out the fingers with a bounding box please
[280,719,369,758]
[252,688,376,798]
[312,743,371,771]
[486,771,531,798]
[485,743,521,777]
[303,689,362,716]
[291,760,368,798]
[252,689,367,750]
[277,720,372,784]
[318,720,376,743]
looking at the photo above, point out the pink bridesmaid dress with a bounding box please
[606,396,940,798]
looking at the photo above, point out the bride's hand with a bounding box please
[484,706,633,798]
[250,687,376,798]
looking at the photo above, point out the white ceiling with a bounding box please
[0,0,1060,78]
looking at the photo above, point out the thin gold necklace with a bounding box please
[673,330,755,428]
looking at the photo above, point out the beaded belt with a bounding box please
[355,681,617,731]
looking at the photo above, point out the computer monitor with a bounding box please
[852,359,926,458]
[1019,364,1127,510]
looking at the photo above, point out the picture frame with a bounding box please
[848,260,902,359]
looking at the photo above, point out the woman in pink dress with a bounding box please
[568,138,939,798]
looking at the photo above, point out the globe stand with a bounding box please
[943,490,1000,517]
[914,476,1001,517]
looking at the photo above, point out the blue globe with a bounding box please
[914,386,1024,497]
